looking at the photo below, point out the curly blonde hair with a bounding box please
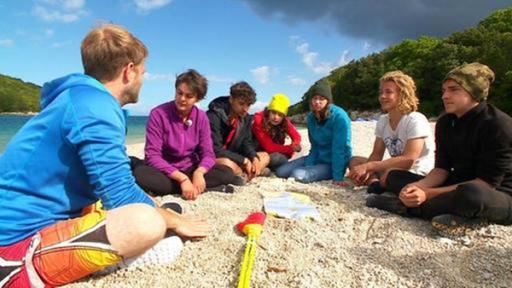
[379,70,419,114]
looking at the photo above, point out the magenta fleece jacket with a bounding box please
[144,101,216,176]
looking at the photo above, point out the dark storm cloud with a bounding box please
[240,0,512,44]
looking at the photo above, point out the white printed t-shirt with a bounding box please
[375,111,434,175]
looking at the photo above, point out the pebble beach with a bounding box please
[67,121,512,288]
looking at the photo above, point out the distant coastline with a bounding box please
[0,112,38,116]
[0,115,149,154]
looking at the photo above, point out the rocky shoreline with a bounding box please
[0,111,38,116]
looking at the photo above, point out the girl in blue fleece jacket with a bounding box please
[275,80,352,184]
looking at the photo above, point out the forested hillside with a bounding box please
[290,7,512,117]
[0,74,40,113]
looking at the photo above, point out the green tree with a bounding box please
[0,74,41,113]
[292,7,512,117]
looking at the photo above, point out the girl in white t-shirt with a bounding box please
[347,71,434,193]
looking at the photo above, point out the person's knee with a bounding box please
[348,156,366,169]
[107,204,166,257]
[385,170,412,193]
[216,158,241,174]
[269,153,288,168]
[380,168,398,187]
[130,204,166,242]
[275,166,288,178]
[455,183,487,208]
[275,164,291,178]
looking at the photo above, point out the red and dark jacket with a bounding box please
[252,110,301,158]
[207,96,257,166]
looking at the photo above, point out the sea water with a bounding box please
[0,115,149,154]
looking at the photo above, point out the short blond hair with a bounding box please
[380,70,419,114]
[81,24,148,82]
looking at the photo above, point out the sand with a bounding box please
[67,122,512,288]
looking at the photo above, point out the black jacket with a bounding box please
[435,102,512,194]
[206,96,257,166]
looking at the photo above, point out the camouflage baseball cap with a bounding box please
[443,62,495,102]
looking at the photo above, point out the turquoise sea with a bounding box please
[0,115,149,154]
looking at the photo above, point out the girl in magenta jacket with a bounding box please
[132,70,237,200]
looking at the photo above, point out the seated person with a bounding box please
[252,93,302,171]
[0,24,210,287]
[275,80,351,185]
[367,63,512,237]
[207,82,270,182]
[132,69,239,200]
[347,71,434,193]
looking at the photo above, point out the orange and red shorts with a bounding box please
[0,203,122,287]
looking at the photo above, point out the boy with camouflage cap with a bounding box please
[367,62,512,237]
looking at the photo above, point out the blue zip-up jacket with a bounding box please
[305,104,352,181]
[0,74,154,245]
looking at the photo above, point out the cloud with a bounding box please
[144,72,175,81]
[311,62,335,75]
[39,0,85,10]
[32,1,88,23]
[296,43,317,66]
[134,0,172,13]
[291,37,351,75]
[62,0,85,10]
[363,41,371,51]
[0,39,15,47]
[287,77,307,86]
[251,66,271,84]
[45,29,55,37]
[338,50,351,66]
[249,100,268,114]
[241,0,511,44]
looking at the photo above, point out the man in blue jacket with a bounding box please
[0,24,210,286]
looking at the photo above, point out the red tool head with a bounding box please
[236,212,266,235]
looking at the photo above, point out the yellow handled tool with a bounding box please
[236,212,266,288]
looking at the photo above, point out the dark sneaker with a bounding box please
[160,201,183,214]
[431,214,487,237]
[367,181,384,194]
[231,175,247,186]
[366,195,407,216]
[207,184,235,193]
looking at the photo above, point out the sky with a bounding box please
[1,0,510,115]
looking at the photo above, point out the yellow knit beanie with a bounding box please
[267,93,290,115]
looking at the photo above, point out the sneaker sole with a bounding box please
[431,221,468,237]
[161,202,183,214]
[96,236,184,275]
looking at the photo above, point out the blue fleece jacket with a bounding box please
[0,74,154,245]
[305,104,352,181]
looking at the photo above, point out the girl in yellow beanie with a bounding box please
[252,93,302,170]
